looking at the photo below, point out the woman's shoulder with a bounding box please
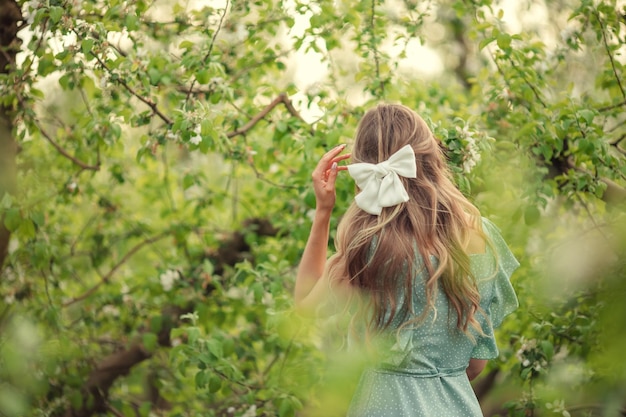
[474,216,520,276]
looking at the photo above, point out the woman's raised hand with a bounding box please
[311,144,351,212]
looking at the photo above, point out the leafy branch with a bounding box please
[37,122,100,171]
[594,9,626,103]
[92,54,173,126]
[226,93,309,138]
[62,231,171,307]
[185,0,231,105]
[369,0,385,97]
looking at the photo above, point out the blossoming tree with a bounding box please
[0,0,625,416]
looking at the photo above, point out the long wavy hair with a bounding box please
[326,104,487,337]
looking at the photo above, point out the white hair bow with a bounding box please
[347,145,417,215]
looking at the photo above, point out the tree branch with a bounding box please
[594,10,626,103]
[369,0,385,97]
[599,99,626,112]
[37,123,100,171]
[62,231,170,307]
[0,0,24,270]
[226,93,310,138]
[64,306,187,417]
[93,55,173,126]
[566,158,626,206]
[506,56,547,108]
[185,0,230,105]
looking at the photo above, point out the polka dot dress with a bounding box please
[346,218,520,417]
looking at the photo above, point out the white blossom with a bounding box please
[160,269,179,292]
[241,405,256,417]
[560,25,578,44]
[8,235,19,253]
[67,181,78,193]
[546,399,571,417]
[101,304,120,317]
[456,125,482,174]
[190,125,202,145]
[189,135,202,145]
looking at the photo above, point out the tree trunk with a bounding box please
[0,0,22,271]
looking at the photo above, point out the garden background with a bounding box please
[1,0,625,416]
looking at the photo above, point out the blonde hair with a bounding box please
[327,104,486,337]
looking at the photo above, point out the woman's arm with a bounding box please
[466,358,487,381]
[294,144,349,309]
[294,208,332,304]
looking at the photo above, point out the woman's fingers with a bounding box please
[315,145,347,174]
[331,153,352,163]
[314,146,350,178]
[326,162,339,190]
[312,145,350,210]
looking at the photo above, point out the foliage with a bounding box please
[1,0,625,416]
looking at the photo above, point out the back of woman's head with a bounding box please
[352,104,438,167]
[328,103,485,336]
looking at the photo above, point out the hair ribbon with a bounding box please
[347,145,417,215]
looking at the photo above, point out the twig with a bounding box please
[247,159,298,190]
[369,0,385,97]
[40,269,55,309]
[506,56,547,108]
[575,193,614,253]
[594,10,626,102]
[226,93,309,138]
[185,0,230,105]
[93,55,173,125]
[566,403,626,416]
[38,124,100,171]
[70,213,100,255]
[598,99,626,112]
[161,149,176,211]
[62,231,170,307]
[104,402,127,417]
[78,83,94,117]
[227,50,291,86]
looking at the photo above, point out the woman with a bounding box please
[295,104,519,416]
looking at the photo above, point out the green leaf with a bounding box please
[142,332,158,353]
[577,109,595,125]
[195,370,208,389]
[148,68,161,85]
[196,69,210,85]
[49,6,63,24]
[18,219,36,238]
[30,212,45,227]
[520,367,531,380]
[183,174,195,190]
[497,33,511,50]
[179,40,195,50]
[524,205,540,225]
[187,327,200,345]
[4,208,21,232]
[68,391,83,410]
[81,39,95,56]
[0,193,12,209]
[207,339,223,358]
[540,340,554,361]
[125,14,139,31]
[208,374,222,393]
[150,315,163,333]
[278,398,295,417]
[479,36,496,50]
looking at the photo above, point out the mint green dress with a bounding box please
[346,218,519,416]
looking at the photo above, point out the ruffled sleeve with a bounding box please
[470,218,520,360]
